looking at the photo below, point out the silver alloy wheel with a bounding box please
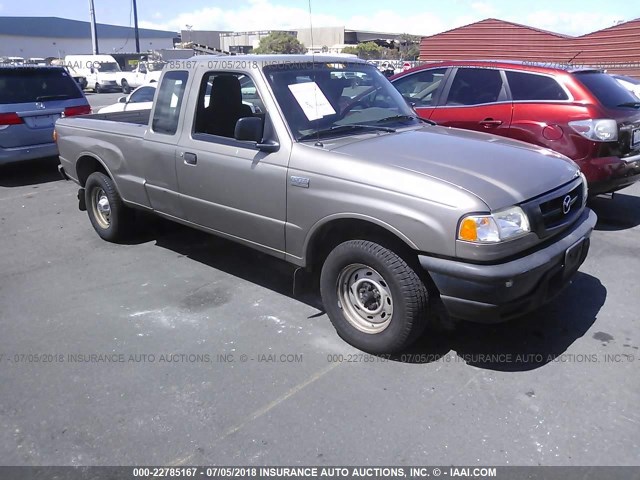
[92,187,111,229]
[337,263,394,334]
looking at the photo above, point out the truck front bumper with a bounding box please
[419,209,597,323]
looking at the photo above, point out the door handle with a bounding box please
[479,118,503,128]
[183,152,197,165]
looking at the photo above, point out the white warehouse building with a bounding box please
[0,16,178,59]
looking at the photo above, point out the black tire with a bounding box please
[85,172,133,242]
[95,83,103,94]
[121,79,130,94]
[320,240,430,354]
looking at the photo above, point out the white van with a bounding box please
[64,54,122,93]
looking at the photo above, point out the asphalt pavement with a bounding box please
[0,95,639,466]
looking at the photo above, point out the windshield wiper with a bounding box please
[375,114,436,126]
[298,124,396,141]
[617,102,640,108]
[36,95,72,101]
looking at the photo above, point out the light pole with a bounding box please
[88,0,99,54]
[133,0,140,53]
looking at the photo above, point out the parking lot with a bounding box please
[0,92,639,467]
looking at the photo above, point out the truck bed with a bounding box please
[88,109,151,125]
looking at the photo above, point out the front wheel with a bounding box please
[95,83,103,94]
[121,79,130,94]
[320,240,430,353]
[85,172,133,242]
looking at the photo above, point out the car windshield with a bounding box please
[263,61,422,141]
[97,62,120,72]
[575,72,640,108]
[0,68,83,103]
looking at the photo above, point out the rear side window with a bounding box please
[0,67,83,104]
[393,68,447,107]
[445,68,505,106]
[574,72,640,108]
[506,71,568,101]
[152,71,188,135]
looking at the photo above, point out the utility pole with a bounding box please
[88,0,99,54]
[133,0,141,53]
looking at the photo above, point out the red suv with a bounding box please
[390,61,640,195]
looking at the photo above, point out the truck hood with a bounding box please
[325,126,579,210]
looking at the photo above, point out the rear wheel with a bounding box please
[320,240,430,353]
[95,83,103,93]
[85,172,133,242]
[121,79,130,94]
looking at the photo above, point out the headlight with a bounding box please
[580,172,588,206]
[458,206,531,243]
[568,119,618,142]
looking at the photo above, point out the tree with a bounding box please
[355,42,383,60]
[398,33,421,60]
[253,31,306,54]
[341,46,359,56]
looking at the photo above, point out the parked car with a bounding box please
[99,84,157,113]
[0,65,90,165]
[391,61,640,195]
[612,74,640,99]
[118,61,165,93]
[99,83,260,114]
[64,54,122,93]
[55,56,596,353]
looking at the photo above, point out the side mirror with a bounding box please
[235,117,263,143]
[234,117,280,153]
[118,96,127,104]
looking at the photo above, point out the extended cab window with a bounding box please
[506,71,568,101]
[393,68,447,106]
[445,68,505,106]
[193,72,263,138]
[152,70,188,135]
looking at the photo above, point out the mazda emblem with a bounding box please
[562,195,572,215]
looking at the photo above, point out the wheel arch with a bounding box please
[303,214,419,271]
[76,154,113,187]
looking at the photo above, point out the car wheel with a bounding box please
[121,80,130,94]
[320,240,429,353]
[85,172,133,242]
[95,83,103,94]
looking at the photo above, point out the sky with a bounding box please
[0,0,638,37]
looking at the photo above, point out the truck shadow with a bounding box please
[589,192,640,231]
[396,272,607,371]
[0,157,62,187]
[134,216,606,372]
[137,216,323,310]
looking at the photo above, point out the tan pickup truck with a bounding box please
[55,55,597,353]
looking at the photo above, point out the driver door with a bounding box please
[175,71,288,255]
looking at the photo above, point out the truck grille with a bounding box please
[521,178,584,239]
[539,184,582,229]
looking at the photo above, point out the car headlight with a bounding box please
[458,206,531,243]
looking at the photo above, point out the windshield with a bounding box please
[147,62,166,72]
[263,61,421,140]
[575,72,640,108]
[97,62,121,72]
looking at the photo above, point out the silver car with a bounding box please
[0,65,90,165]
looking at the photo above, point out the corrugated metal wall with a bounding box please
[419,18,640,78]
